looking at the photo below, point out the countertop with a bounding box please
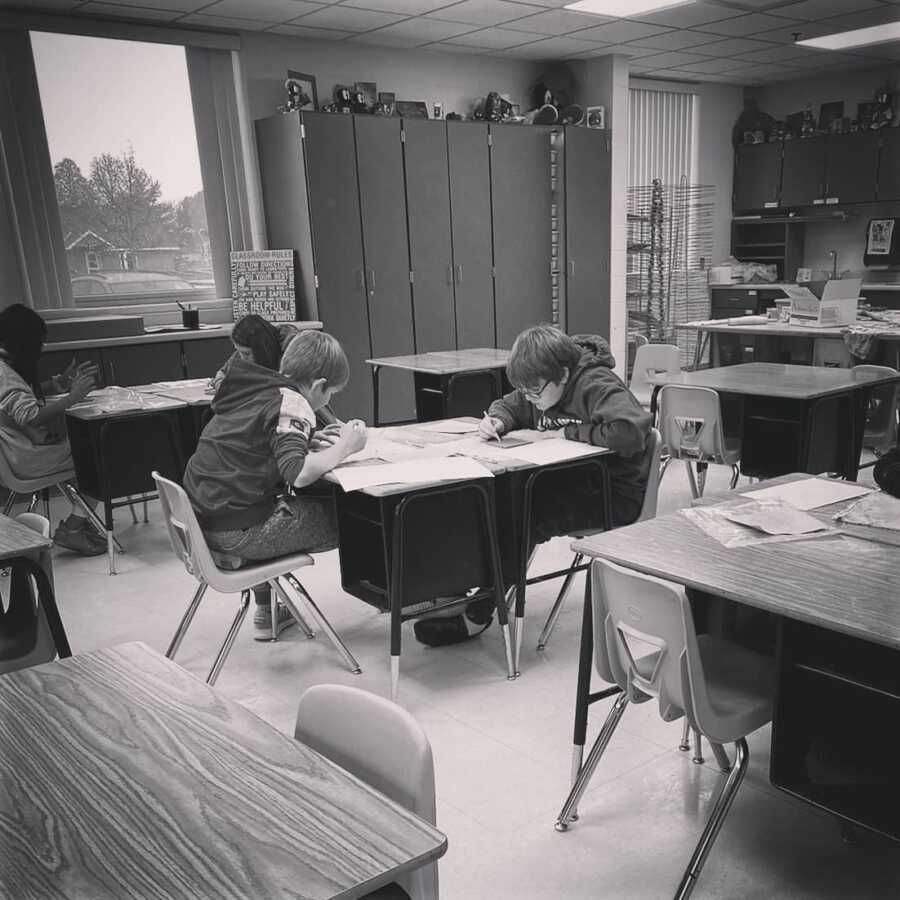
[710,282,900,293]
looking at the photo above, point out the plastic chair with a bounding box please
[556,559,774,899]
[0,513,70,675]
[813,338,852,368]
[153,472,361,685]
[853,365,899,465]
[628,343,682,409]
[536,428,663,653]
[657,384,740,499]
[295,684,438,900]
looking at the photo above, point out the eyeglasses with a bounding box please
[520,379,551,401]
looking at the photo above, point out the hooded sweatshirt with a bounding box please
[488,334,652,515]
[183,357,317,531]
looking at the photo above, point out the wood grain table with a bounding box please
[0,642,447,899]
[365,348,510,426]
[649,363,900,480]
[0,513,52,560]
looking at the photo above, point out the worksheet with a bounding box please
[743,478,871,511]
[332,456,494,492]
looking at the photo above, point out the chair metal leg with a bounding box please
[27,493,39,514]
[3,491,16,516]
[685,460,700,500]
[692,728,704,764]
[41,489,51,522]
[501,622,516,681]
[128,498,139,524]
[679,719,691,752]
[107,531,117,576]
[166,582,208,659]
[282,572,361,674]
[143,498,149,523]
[696,462,708,498]
[390,654,400,703]
[64,484,125,553]
[537,552,583,652]
[659,456,671,481]
[711,742,731,772]
[675,738,749,900]
[206,590,251,685]
[556,693,629,832]
[729,465,741,490]
[513,613,524,677]
[270,579,315,639]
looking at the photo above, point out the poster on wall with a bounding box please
[867,219,895,255]
[230,250,297,322]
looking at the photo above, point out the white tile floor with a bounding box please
[47,461,900,898]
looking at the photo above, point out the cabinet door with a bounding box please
[102,343,183,386]
[38,349,104,388]
[565,127,610,336]
[302,113,372,423]
[878,128,900,201]
[781,138,826,208]
[824,133,878,204]
[448,122,495,349]
[403,119,455,354]
[183,337,234,378]
[491,123,553,348]
[354,116,415,423]
[733,142,782,211]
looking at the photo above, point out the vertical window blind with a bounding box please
[627,87,696,188]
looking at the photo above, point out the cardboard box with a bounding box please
[788,279,861,328]
[708,266,735,285]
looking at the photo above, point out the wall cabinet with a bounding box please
[878,127,900,201]
[821,133,878,205]
[733,142,782,211]
[780,138,826,209]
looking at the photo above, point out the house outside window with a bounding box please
[85,251,100,272]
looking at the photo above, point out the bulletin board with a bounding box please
[230,249,297,322]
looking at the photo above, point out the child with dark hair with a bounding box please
[0,303,104,555]
[481,324,651,537]
[184,330,366,640]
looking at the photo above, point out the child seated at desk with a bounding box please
[0,304,104,556]
[480,324,651,535]
[184,330,366,640]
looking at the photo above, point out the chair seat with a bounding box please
[202,551,315,594]
[3,468,76,494]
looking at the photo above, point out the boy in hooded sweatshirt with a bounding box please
[183,330,366,639]
[481,324,651,540]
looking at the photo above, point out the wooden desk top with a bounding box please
[133,379,215,406]
[680,319,900,341]
[574,476,900,651]
[0,514,52,560]
[648,362,900,400]
[366,348,510,374]
[0,643,446,900]
[66,388,188,421]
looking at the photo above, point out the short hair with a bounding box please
[231,314,282,371]
[280,330,349,389]
[506,325,581,389]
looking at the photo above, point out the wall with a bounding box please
[240,31,538,124]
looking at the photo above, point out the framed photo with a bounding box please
[857,101,879,129]
[393,100,429,119]
[286,70,318,112]
[818,100,844,133]
[355,81,378,110]
[378,91,395,115]
[586,105,605,129]
[785,111,803,138]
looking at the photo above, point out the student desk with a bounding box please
[365,349,510,426]
[330,421,612,681]
[648,363,900,480]
[565,475,900,843]
[0,642,447,899]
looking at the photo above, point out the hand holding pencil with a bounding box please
[479,411,504,443]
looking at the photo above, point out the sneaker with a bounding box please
[253,602,296,641]
[53,520,106,557]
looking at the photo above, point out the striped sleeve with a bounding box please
[269,388,317,485]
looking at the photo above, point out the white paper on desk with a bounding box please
[743,478,871,511]
[500,438,607,465]
[332,456,493,492]
[835,491,900,531]
[781,284,817,303]
[721,499,831,536]
[418,419,479,434]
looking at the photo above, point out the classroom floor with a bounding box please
[49,461,900,899]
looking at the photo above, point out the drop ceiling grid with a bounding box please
[19,0,900,81]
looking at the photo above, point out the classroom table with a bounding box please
[648,363,900,480]
[365,348,510,426]
[0,642,447,899]
[561,474,900,843]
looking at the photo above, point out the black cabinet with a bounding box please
[183,337,233,378]
[38,349,104,387]
[878,127,900,200]
[780,138,826,208]
[102,343,183,387]
[564,127,610,335]
[490,123,552,349]
[823,133,878,205]
[733,142,782,211]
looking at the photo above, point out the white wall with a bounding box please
[239,31,538,124]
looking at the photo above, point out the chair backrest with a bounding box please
[853,365,900,451]
[0,513,56,675]
[636,427,663,523]
[152,471,221,585]
[0,443,72,495]
[657,385,728,464]
[628,344,681,400]
[295,684,438,900]
[592,559,711,730]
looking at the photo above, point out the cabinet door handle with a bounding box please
[369,268,376,288]
[355,270,364,290]
[568,260,575,277]
[455,265,463,284]
[447,265,453,285]
[109,361,116,385]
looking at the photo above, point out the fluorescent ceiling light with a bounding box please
[564,0,695,16]
[798,21,900,50]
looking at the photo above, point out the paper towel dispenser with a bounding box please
[864,218,900,268]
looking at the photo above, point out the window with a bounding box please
[30,32,215,305]
[628,87,696,188]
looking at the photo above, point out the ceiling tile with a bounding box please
[365,16,474,38]
[690,36,778,55]
[785,49,865,67]
[774,0,886,20]
[178,12,272,28]
[695,11,803,36]
[265,21,353,36]
[823,5,900,28]
[426,0,544,26]
[501,34,599,55]
[638,69,702,81]
[605,42,665,57]
[729,61,800,76]
[501,8,612,34]
[289,4,406,28]
[734,42,824,63]
[203,0,323,22]
[346,30,426,43]
[570,19,673,42]
[339,0,455,12]
[631,1,745,27]
[0,0,83,9]
[568,43,621,57]
[443,25,535,45]
[76,2,185,18]
[750,20,836,42]
[429,40,490,51]
[635,49,710,68]
[503,0,580,7]
[678,56,752,73]
[847,43,900,59]
[719,0,799,8]
[626,29,725,50]
[72,0,207,10]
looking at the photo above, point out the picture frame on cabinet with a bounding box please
[394,101,429,119]
[378,92,395,115]
[818,101,844,133]
[355,81,378,111]
[286,70,318,111]
[586,105,605,129]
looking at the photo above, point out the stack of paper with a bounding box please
[743,478,871,511]
[332,456,493,492]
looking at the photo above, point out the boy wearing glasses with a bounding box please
[480,324,651,536]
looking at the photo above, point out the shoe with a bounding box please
[465,596,495,627]
[53,520,106,557]
[253,602,296,641]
